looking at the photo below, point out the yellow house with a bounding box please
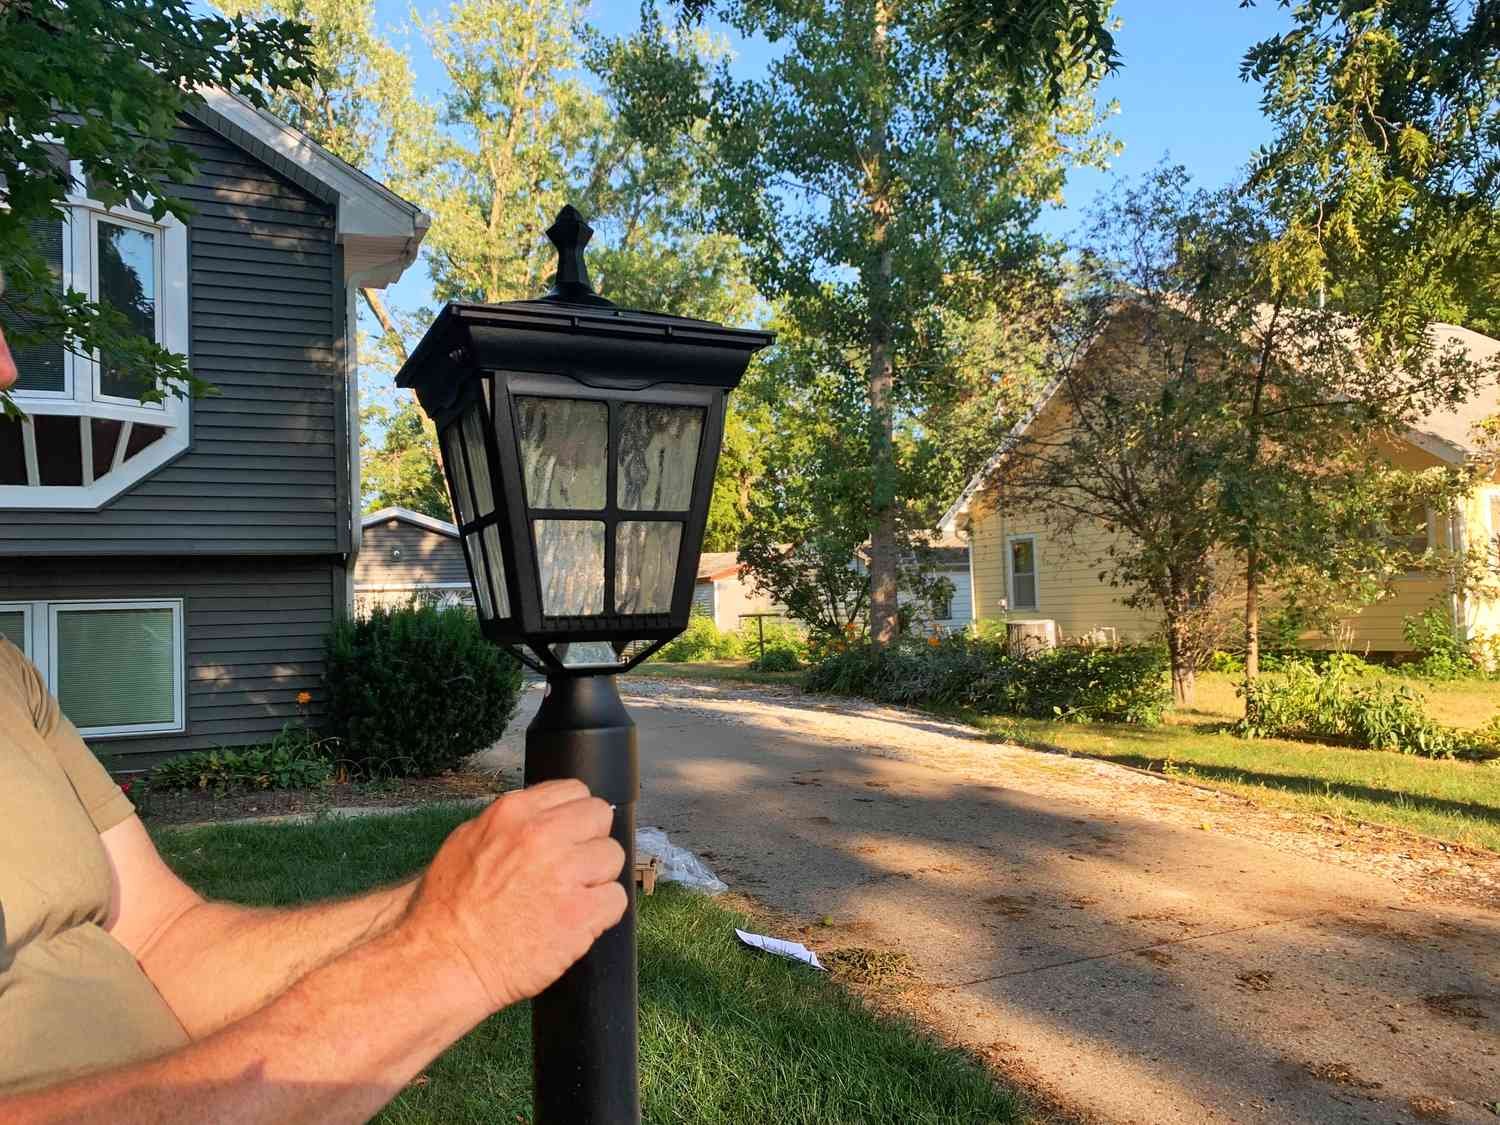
[943,322,1500,655]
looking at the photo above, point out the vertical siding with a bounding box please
[1,556,340,766]
[0,115,346,555]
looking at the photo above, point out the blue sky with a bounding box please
[375,0,1294,322]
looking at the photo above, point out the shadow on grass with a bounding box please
[1070,753,1500,828]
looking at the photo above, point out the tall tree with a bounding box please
[361,396,452,518]
[1243,0,1500,336]
[602,0,1115,646]
[389,0,764,541]
[0,0,313,418]
[210,0,419,355]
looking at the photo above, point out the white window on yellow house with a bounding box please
[1007,535,1039,610]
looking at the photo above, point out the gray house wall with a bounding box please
[0,110,366,765]
[0,113,350,555]
[356,521,468,586]
[0,556,342,767]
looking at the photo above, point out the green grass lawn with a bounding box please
[153,806,1024,1125]
[975,668,1500,853]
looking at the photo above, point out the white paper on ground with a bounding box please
[734,928,826,970]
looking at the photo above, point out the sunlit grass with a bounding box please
[154,808,1025,1125]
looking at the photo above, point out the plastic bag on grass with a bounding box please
[635,826,728,893]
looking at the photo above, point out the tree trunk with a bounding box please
[1243,544,1261,707]
[361,289,407,362]
[865,0,900,649]
[1163,600,1196,707]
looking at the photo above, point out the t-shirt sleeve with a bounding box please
[4,639,136,833]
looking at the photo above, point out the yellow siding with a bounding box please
[966,440,1500,655]
[969,497,1160,642]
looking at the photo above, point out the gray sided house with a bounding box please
[354,506,474,614]
[0,89,427,768]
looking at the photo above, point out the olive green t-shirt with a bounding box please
[0,638,189,1092]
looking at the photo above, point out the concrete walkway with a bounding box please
[481,681,1499,1124]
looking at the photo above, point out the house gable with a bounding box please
[1,105,425,547]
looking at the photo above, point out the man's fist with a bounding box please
[403,780,628,1014]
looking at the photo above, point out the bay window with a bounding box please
[0,167,189,509]
[0,599,185,737]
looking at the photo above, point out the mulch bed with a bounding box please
[135,770,514,827]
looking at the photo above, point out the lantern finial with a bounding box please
[542,205,614,307]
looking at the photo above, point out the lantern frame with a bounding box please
[397,214,771,679]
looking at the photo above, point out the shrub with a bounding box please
[150,724,335,796]
[323,604,522,778]
[1238,657,1459,757]
[748,646,802,673]
[805,635,1169,725]
[1402,606,1478,680]
[655,615,742,662]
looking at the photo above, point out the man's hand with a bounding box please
[403,780,628,1013]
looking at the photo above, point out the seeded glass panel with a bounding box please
[517,397,608,510]
[464,536,494,618]
[534,520,605,615]
[615,521,682,614]
[443,426,475,525]
[617,404,703,511]
[551,641,621,668]
[481,523,510,617]
[55,607,175,729]
[461,409,496,517]
[0,611,25,652]
[97,221,157,400]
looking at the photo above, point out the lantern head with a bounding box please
[396,206,773,676]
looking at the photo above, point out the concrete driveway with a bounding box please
[481,679,1500,1125]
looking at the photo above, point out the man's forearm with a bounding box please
[139,879,417,1037]
[0,923,484,1125]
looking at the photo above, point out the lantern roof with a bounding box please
[395,206,773,411]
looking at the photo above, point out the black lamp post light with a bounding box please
[396,205,771,1125]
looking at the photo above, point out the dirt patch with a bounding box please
[1422,993,1488,1021]
[1408,1095,1453,1120]
[984,894,1033,918]
[137,771,509,827]
[1134,948,1175,967]
[822,947,916,985]
[1236,970,1275,992]
[1303,1060,1383,1090]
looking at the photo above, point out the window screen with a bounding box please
[54,605,177,730]
[0,610,26,652]
[1010,538,1038,610]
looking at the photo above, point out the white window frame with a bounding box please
[2,168,190,511]
[0,601,35,657]
[1006,534,1039,611]
[4,598,187,738]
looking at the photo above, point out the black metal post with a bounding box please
[524,674,640,1125]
